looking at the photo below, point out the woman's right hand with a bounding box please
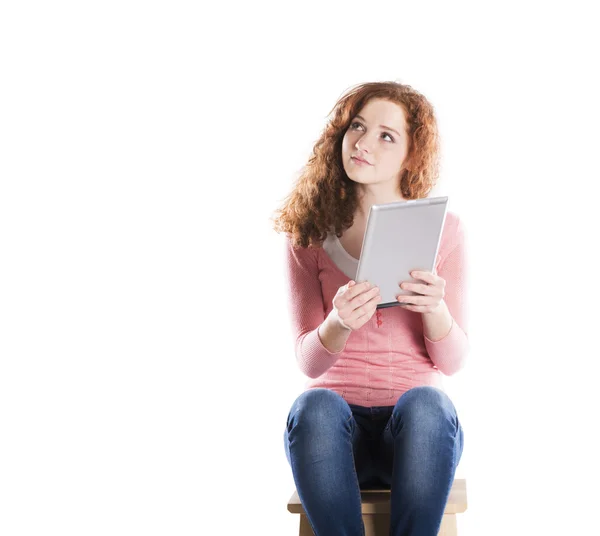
[331,280,382,331]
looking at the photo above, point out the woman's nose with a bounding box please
[355,134,373,153]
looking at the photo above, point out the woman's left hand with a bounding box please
[397,270,446,314]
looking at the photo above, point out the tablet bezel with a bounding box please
[355,196,448,309]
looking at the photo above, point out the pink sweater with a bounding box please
[284,211,469,407]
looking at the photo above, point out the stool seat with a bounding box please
[287,478,467,536]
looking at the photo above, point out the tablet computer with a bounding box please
[355,196,448,309]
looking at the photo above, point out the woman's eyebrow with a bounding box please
[355,114,401,136]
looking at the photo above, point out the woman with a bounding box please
[272,81,469,536]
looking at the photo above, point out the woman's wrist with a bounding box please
[318,312,352,353]
[330,307,352,332]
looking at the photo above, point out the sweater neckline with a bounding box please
[331,233,360,263]
[320,236,356,282]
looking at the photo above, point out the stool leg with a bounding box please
[299,514,313,536]
[438,514,457,536]
[363,513,390,536]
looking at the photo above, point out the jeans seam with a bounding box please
[346,413,364,535]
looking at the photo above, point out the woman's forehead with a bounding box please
[355,99,408,130]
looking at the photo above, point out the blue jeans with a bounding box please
[283,386,464,536]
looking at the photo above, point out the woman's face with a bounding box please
[341,98,411,188]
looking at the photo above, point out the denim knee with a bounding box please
[284,389,354,467]
[286,388,352,432]
[389,386,459,435]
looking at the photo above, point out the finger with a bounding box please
[397,295,437,306]
[334,280,356,305]
[336,280,354,296]
[355,291,382,314]
[350,294,382,323]
[342,280,372,303]
[334,282,352,302]
[411,270,444,287]
[347,286,380,312]
[353,309,373,326]
[400,282,436,296]
[410,270,433,282]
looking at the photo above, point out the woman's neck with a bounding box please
[356,187,405,219]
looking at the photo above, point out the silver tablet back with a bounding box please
[355,197,448,309]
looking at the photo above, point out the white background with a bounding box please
[1,1,599,535]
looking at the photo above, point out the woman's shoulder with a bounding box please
[282,233,325,262]
[283,232,328,250]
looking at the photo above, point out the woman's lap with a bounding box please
[284,386,463,489]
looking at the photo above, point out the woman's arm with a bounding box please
[422,299,454,341]
[284,238,348,378]
[318,313,352,353]
[422,217,470,375]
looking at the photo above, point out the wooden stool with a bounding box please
[287,478,467,536]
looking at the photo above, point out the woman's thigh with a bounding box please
[375,386,464,485]
[283,389,371,477]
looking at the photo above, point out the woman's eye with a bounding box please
[350,122,394,142]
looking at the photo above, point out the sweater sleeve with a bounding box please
[284,238,345,378]
[423,217,470,375]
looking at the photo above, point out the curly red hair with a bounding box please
[271,81,441,248]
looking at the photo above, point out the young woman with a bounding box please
[272,81,469,536]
